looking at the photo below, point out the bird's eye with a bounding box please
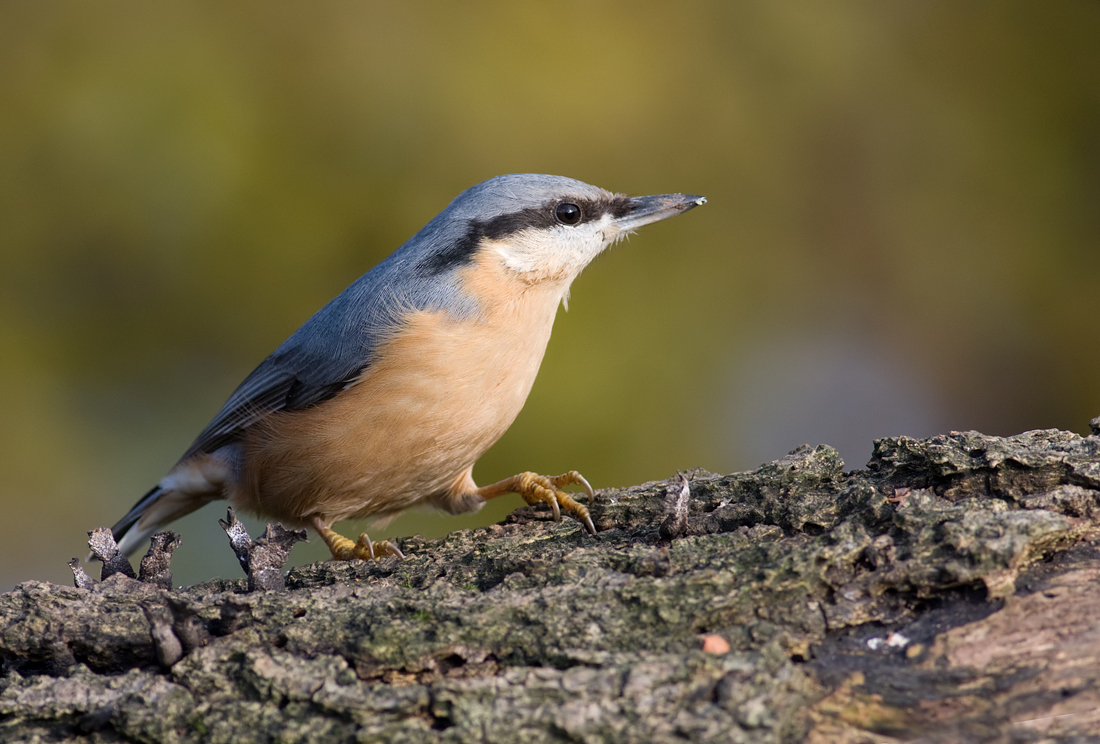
[554,202,581,226]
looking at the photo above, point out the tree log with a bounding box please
[3,425,1100,742]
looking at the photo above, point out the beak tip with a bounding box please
[617,192,707,230]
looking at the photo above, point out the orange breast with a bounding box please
[232,252,569,528]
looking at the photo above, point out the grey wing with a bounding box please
[176,344,365,463]
[173,216,480,464]
[175,284,396,463]
[108,335,366,553]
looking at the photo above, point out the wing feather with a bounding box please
[171,193,487,464]
[175,282,390,462]
[177,342,369,462]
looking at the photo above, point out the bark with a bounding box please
[3,424,1100,743]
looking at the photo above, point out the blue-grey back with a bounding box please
[178,174,610,461]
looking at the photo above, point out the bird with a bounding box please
[108,174,705,562]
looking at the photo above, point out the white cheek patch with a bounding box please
[491,214,617,279]
[490,231,546,274]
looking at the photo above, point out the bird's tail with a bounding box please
[103,455,233,558]
[110,484,167,557]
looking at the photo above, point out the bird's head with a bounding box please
[414,174,705,287]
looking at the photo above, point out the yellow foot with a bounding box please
[480,470,596,534]
[315,525,405,562]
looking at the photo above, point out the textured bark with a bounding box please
[3,424,1100,743]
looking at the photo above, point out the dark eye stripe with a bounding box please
[479,195,633,239]
[417,194,634,275]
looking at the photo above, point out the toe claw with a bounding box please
[373,540,405,559]
[482,470,600,535]
[561,471,594,499]
[548,490,562,521]
[315,522,407,563]
[538,472,597,533]
[583,514,596,535]
[354,533,374,560]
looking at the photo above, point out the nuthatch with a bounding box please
[109,174,705,561]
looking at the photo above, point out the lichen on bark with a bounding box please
[3,426,1100,742]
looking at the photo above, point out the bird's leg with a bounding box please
[311,517,405,561]
[476,471,597,535]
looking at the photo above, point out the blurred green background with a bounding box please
[1,2,1097,589]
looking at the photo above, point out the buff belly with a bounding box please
[232,273,563,528]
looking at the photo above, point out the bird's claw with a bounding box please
[369,539,405,560]
[317,526,405,561]
[515,470,597,535]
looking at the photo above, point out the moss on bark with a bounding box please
[3,426,1100,742]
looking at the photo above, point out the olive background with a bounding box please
[1,2,1097,589]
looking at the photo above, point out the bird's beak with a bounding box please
[614,193,707,233]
